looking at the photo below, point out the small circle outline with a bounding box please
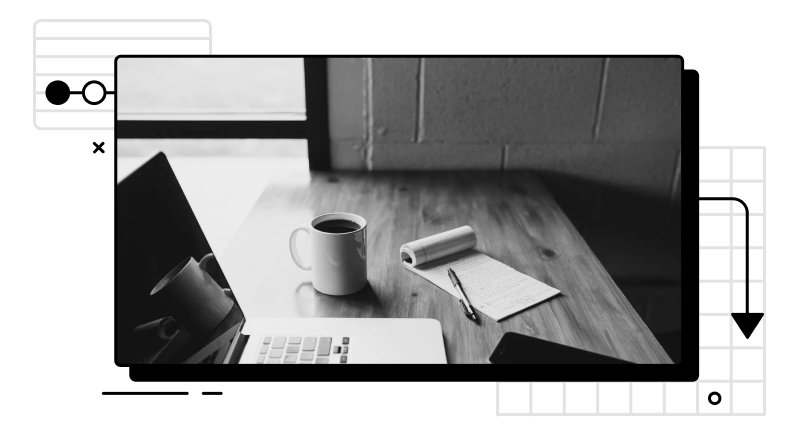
[707,391,722,405]
[81,80,107,105]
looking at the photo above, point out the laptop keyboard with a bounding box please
[255,336,350,364]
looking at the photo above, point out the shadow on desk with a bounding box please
[538,172,682,362]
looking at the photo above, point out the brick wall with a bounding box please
[328,57,682,201]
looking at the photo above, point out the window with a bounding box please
[115,56,329,169]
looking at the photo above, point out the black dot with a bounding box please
[708,391,721,405]
[45,80,70,105]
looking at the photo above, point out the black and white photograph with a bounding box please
[115,56,683,368]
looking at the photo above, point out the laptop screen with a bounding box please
[115,152,244,364]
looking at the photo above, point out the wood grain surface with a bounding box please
[222,170,672,364]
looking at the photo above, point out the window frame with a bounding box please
[114,56,330,170]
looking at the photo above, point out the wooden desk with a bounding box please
[223,171,672,364]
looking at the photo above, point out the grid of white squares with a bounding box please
[497,147,765,416]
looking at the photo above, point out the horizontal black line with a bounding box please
[116,120,308,139]
[202,392,223,395]
[102,391,188,395]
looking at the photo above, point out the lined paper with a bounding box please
[401,226,561,321]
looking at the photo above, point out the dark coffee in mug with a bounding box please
[313,219,362,234]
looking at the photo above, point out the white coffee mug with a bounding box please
[289,212,367,296]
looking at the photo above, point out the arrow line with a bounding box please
[698,197,750,312]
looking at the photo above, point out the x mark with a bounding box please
[93,142,105,154]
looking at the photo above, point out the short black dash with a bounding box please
[202,392,223,395]
[102,391,188,396]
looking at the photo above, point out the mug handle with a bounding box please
[198,253,234,301]
[289,227,312,270]
[198,253,215,271]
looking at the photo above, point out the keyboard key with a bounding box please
[302,337,317,351]
[268,349,283,359]
[316,358,329,364]
[340,355,348,364]
[266,359,280,364]
[343,346,349,354]
[317,337,332,356]
[284,354,297,363]
[262,336,271,344]
[272,337,286,348]
[300,352,314,361]
[333,346,341,354]
[288,337,302,344]
[342,337,350,345]
[260,345,269,354]
[256,354,266,364]
[287,345,300,354]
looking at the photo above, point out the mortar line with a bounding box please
[414,58,425,144]
[591,57,610,141]
[365,58,374,170]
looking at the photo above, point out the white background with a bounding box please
[2,0,797,434]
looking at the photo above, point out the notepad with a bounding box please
[400,226,561,321]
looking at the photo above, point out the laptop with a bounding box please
[116,152,446,365]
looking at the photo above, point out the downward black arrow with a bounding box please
[699,197,764,338]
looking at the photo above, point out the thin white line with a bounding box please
[700,346,764,350]
[36,109,113,113]
[495,383,500,415]
[36,73,113,77]
[35,19,211,23]
[700,179,766,183]
[365,57,374,170]
[499,412,765,416]
[35,55,117,59]
[699,380,766,383]
[729,148,734,415]
[414,58,425,143]
[529,382,533,414]
[629,382,633,413]
[700,213,763,217]
[762,148,767,414]
[699,146,767,150]
[34,126,113,131]
[35,36,209,41]
[700,246,763,250]
[595,382,599,413]
[695,378,700,414]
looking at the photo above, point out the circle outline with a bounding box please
[81,80,107,105]
[707,391,722,405]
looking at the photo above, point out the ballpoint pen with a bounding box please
[447,268,479,322]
